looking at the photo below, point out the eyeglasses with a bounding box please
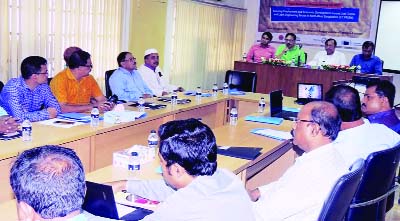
[36,71,48,75]
[81,64,93,69]
[285,39,295,42]
[294,119,316,124]
[124,58,136,62]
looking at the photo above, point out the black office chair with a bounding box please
[225,70,257,92]
[47,77,53,85]
[318,158,365,221]
[346,143,400,221]
[0,81,4,93]
[105,69,116,98]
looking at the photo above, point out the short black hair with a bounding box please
[67,50,91,69]
[117,52,131,67]
[20,56,47,79]
[10,145,85,219]
[325,38,337,47]
[325,85,362,122]
[158,118,217,176]
[367,80,396,108]
[362,41,375,50]
[310,101,342,140]
[262,32,273,40]
[285,33,296,41]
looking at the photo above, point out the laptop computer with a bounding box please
[270,90,298,120]
[295,83,323,105]
[82,181,153,221]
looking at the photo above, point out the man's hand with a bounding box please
[0,116,19,134]
[105,180,127,193]
[143,94,153,99]
[98,102,115,112]
[47,107,58,118]
[248,188,261,202]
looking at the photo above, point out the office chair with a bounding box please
[47,77,53,85]
[105,69,116,98]
[0,81,4,93]
[346,143,400,221]
[225,70,257,92]
[318,158,365,221]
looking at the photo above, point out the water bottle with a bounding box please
[196,86,202,101]
[148,130,159,159]
[223,82,229,95]
[258,97,266,113]
[212,83,218,97]
[90,106,100,127]
[242,52,247,61]
[21,119,32,142]
[230,107,238,126]
[171,90,178,106]
[356,65,362,74]
[290,58,296,67]
[138,97,145,112]
[128,151,140,171]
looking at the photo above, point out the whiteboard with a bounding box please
[375,1,400,72]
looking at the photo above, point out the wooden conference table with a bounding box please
[0,92,300,219]
[234,61,393,97]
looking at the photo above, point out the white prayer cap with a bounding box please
[144,48,158,56]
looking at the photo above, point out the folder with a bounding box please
[217,146,262,160]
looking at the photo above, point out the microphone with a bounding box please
[158,72,163,77]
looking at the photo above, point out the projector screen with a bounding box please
[258,0,381,50]
[375,1,400,72]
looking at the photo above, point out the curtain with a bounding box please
[0,0,122,91]
[169,0,246,90]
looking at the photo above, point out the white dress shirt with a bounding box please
[308,50,347,66]
[138,64,177,96]
[335,119,400,167]
[253,143,348,221]
[126,168,255,221]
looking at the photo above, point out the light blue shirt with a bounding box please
[109,67,153,101]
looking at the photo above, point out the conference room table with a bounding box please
[0,92,301,219]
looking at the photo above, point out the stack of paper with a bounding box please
[250,128,292,140]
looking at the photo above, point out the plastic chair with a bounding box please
[225,70,257,92]
[105,69,116,98]
[346,143,400,221]
[318,158,365,221]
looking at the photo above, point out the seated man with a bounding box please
[275,33,306,65]
[250,101,348,220]
[1,56,61,122]
[63,46,81,66]
[109,52,153,101]
[0,101,19,134]
[349,41,383,75]
[308,38,346,66]
[325,84,400,165]
[138,48,183,96]
[10,145,114,220]
[110,119,255,221]
[50,50,113,113]
[362,80,400,133]
[246,32,276,63]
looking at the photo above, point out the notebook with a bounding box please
[295,83,323,105]
[217,146,262,160]
[270,90,298,120]
[82,181,153,220]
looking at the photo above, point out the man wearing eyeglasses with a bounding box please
[109,52,153,101]
[249,101,348,220]
[138,48,184,96]
[275,33,306,65]
[51,50,113,113]
[1,56,61,122]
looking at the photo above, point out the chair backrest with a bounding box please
[105,69,116,98]
[346,143,400,221]
[225,70,257,92]
[0,81,4,93]
[47,77,53,85]
[318,158,365,221]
